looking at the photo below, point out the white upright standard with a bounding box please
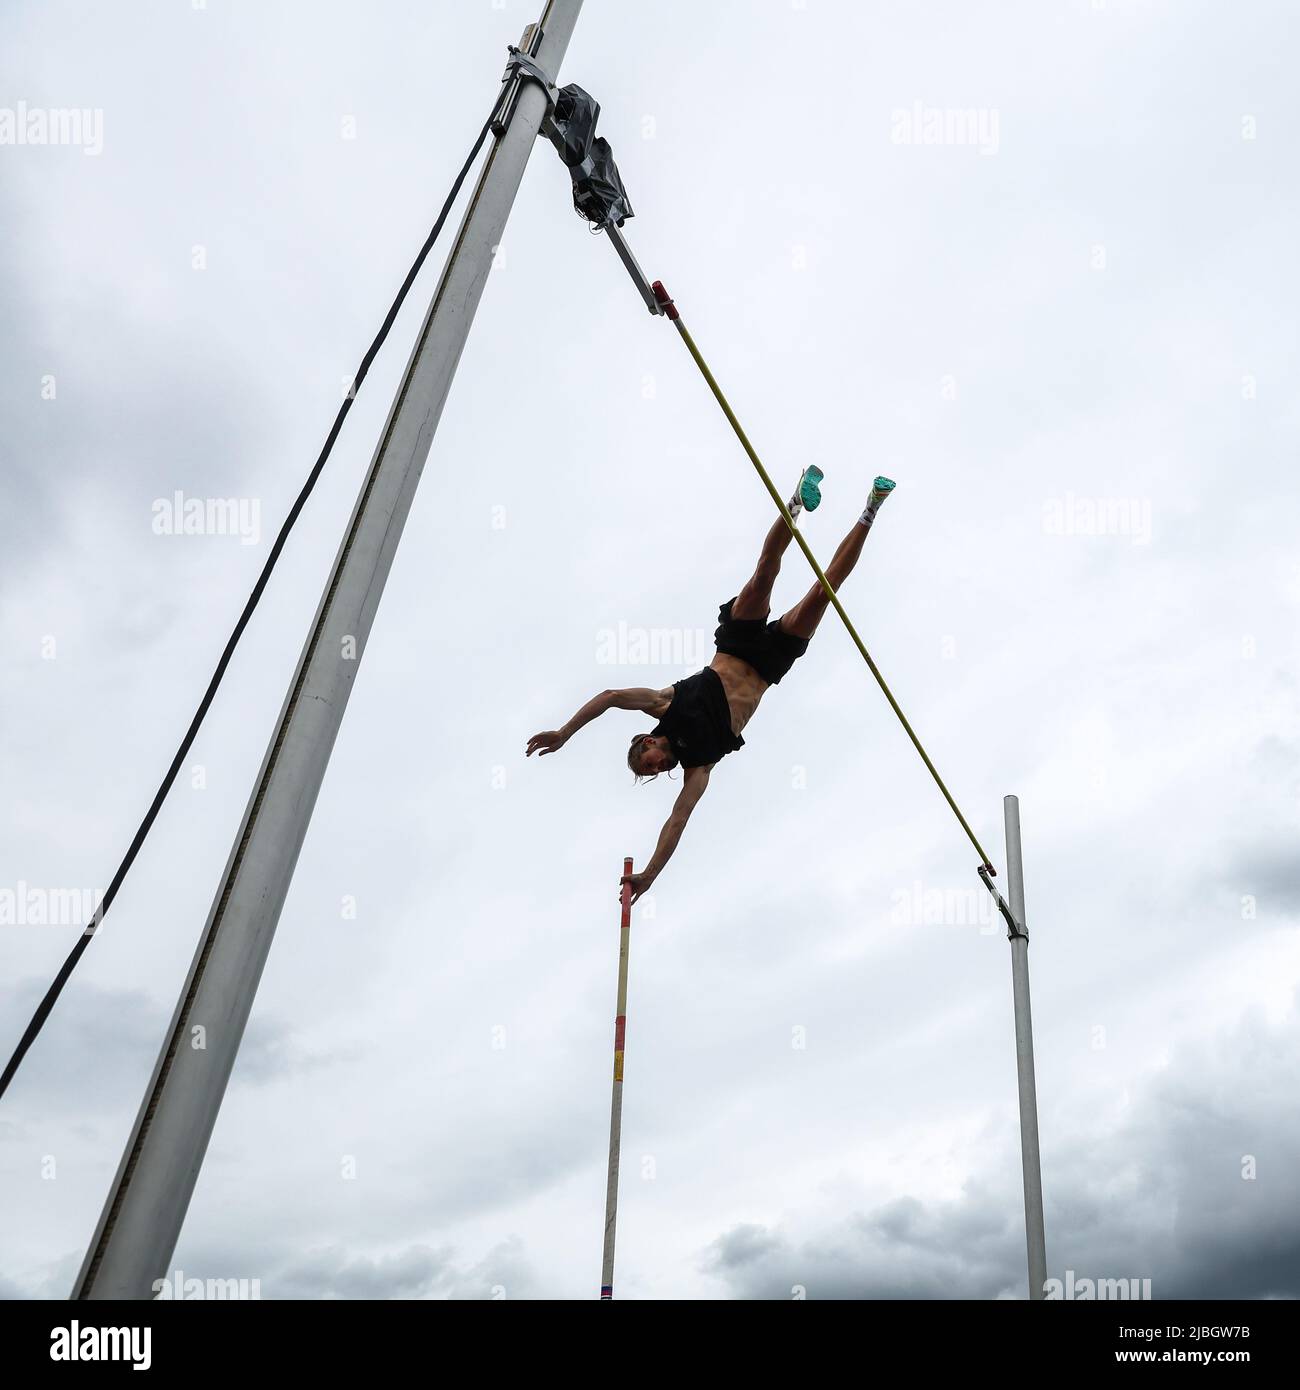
[1004,793,1048,1299]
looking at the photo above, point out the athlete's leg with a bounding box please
[732,514,796,620]
[778,477,894,639]
[732,466,826,620]
[777,522,867,638]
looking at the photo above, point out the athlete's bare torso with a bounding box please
[707,652,769,737]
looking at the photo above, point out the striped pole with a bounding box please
[600,856,634,1299]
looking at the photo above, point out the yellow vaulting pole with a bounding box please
[600,856,634,1299]
[649,281,995,874]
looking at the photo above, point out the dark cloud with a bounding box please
[704,1184,1023,1300]
[704,1001,1300,1299]
[252,1235,539,1300]
[274,1243,456,1300]
[231,1014,361,1087]
[1228,847,1300,915]
[0,978,165,1117]
[0,977,336,1118]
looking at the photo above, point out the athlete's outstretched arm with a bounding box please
[622,765,712,902]
[527,687,670,757]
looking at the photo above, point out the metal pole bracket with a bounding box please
[494,32,559,135]
[978,864,1028,942]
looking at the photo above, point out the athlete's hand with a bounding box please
[526,729,568,757]
[620,871,654,905]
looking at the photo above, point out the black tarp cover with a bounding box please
[546,83,634,229]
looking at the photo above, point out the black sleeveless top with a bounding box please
[651,668,744,769]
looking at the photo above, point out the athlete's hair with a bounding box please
[627,732,677,783]
[627,733,654,780]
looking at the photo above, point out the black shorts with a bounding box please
[713,597,810,685]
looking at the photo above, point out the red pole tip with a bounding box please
[651,280,679,321]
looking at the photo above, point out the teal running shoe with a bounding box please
[788,465,825,519]
[861,475,896,527]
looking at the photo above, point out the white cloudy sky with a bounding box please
[2,0,1298,1301]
